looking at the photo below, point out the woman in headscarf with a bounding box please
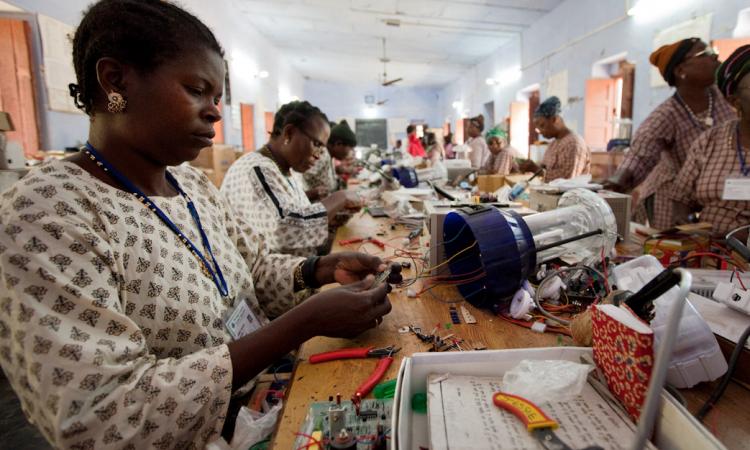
[466,114,489,169]
[605,38,734,230]
[669,45,750,236]
[519,96,590,182]
[479,126,519,175]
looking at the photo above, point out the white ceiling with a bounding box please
[232,0,563,87]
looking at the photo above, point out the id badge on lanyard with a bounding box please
[724,125,750,200]
[722,174,750,200]
[224,294,263,340]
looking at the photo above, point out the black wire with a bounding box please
[695,323,750,421]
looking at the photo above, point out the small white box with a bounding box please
[392,347,726,450]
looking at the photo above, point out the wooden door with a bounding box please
[240,103,254,152]
[584,78,617,151]
[0,18,38,156]
[713,38,750,61]
[213,100,224,144]
[264,111,274,136]
[510,101,529,158]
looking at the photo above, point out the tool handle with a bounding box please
[338,238,365,246]
[492,392,558,431]
[309,347,372,364]
[355,357,393,398]
[369,238,386,249]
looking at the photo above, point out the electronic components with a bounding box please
[295,399,393,450]
[442,189,617,311]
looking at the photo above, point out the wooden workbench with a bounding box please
[270,214,750,449]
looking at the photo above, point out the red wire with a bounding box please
[294,432,324,450]
[735,269,747,290]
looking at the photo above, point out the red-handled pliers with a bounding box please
[308,346,400,399]
[338,237,386,250]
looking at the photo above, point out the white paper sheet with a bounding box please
[37,14,82,114]
[427,374,655,450]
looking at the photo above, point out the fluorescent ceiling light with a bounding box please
[255,70,269,79]
[628,0,682,20]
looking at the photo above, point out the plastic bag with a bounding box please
[502,360,592,405]
[206,401,283,450]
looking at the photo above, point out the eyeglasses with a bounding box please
[686,47,718,61]
[297,127,327,157]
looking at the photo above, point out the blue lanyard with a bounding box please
[735,124,750,177]
[83,142,229,297]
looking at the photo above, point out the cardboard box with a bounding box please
[392,347,726,450]
[476,174,505,193]
[504,173,535,187]
[528,188,562,212]
[190,144,238,172]
[190,145,238,187]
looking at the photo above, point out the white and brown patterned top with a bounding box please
[541,131,591,182]
[221,150,329,258]
[0,160,304,449]
[619,86,735,229]
[669,120,750,235]
[479,146,519,176]
[300,149,339,194]
[466,137,490,169]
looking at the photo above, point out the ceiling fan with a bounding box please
[379,37,403,87]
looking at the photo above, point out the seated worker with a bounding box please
[605,38,733,230]
[466,114,489,169]
[301,120,356,202]
[669,46,750,236]
[0,1,398,448]
[479,127,519,175]
[519,96,591,182]
[222,101,362,257]
[425,131,445,167]
[406,124,426,157]
[444,132,455,159]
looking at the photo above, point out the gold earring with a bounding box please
[284,139,290,145]
[107,92,127,113]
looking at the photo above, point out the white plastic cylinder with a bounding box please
[523,189,618,264]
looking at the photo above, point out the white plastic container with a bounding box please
[612,255,728,388]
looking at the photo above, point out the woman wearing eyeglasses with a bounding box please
[669,46,750,236]
[222,101,362,258]
[604,38,734,230]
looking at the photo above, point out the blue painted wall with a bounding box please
[303,79,441,146]
[439,0,750,134]
[5,0,305,150]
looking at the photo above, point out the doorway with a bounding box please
[240,103,255,152]
[483,101,495,129]
[0,17,39,156]
[585,57,635,151]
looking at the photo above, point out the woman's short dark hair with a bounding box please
[270,101,328,138]
[69,0,224,115]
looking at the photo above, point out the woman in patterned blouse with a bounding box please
[670,46,750,236]
[479,127,519,176]
[222,102,362,258]
[0,1,398,448]
[519,96,591,182]
[605,38,734,230]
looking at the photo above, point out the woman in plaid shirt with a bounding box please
[670,46,750,236]
[605,38,734,230]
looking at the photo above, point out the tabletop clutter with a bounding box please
[268,161,749,450]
